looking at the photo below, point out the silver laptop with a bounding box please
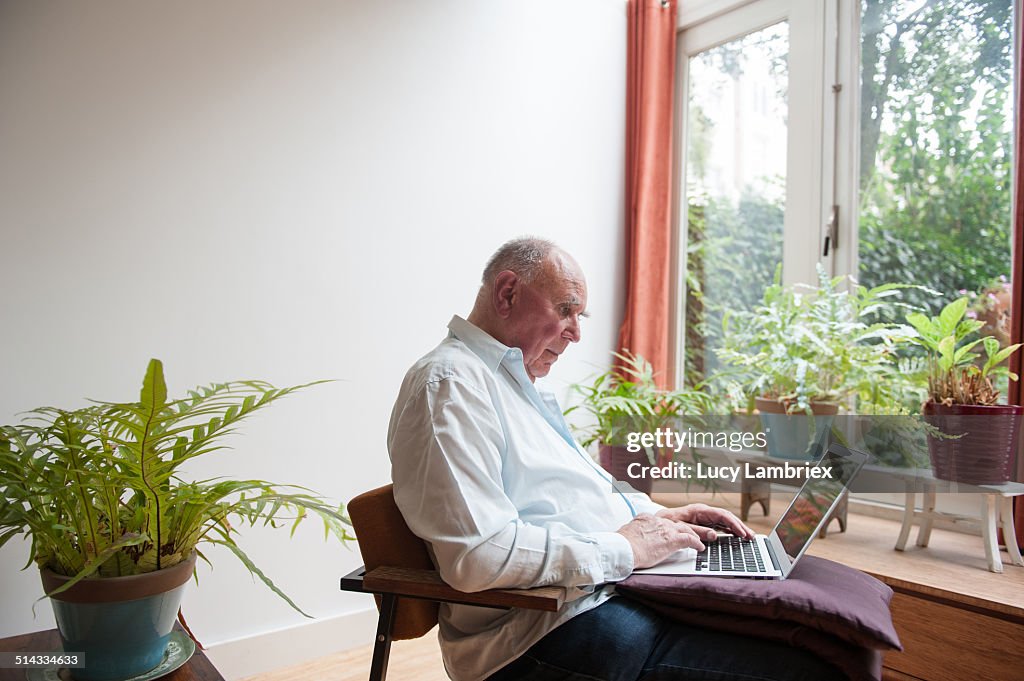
[634,444,868,579]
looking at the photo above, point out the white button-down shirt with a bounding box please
[387,316,662,681]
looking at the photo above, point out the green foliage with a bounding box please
[855,415,932,469]
[715,264,922,414]
[566,351,714,454]
[0,360,354,615]
[683,28,788,392]
[684,192,784,388]
[858,0,1013,316]
[906,298,1021,405]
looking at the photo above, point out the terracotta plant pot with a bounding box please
[755,398,839,460]
[922,402,1023,485]
[599,443,654,494]
[40,553,197,681]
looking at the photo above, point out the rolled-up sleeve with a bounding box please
[389,376,634,595]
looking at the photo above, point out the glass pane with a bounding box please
[857,0,1015,397]
[684,23,789,387]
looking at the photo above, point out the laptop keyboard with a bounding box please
[695,535,766,573]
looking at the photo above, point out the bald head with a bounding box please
[469,238,588,381]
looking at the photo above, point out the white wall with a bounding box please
[0,0,628,675]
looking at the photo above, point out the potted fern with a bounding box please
[566,351,714,493]
[716,265,915,458]
[906,297,1023,484]
[0,359,353,681]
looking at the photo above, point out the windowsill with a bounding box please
[651,490,1024,614]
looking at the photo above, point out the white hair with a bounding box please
[481,237,557,285]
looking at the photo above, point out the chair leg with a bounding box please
[368,593,398,681]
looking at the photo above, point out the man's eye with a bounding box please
[559,306,572,317]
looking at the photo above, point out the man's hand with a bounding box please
[655,504,754,542]
[616,513,707,569]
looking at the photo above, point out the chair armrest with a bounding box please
[351,565,565,612]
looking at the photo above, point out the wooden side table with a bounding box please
[0,627,224,681]
[892,473,1024,572]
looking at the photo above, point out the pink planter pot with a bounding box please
[598,444,653,494]
[922,402,1023,485]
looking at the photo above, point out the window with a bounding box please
[681,21,788,385]
[678,0,829,386]
[676,0,1018,392]
[855,0,1017,380]
[675,0,1019,515]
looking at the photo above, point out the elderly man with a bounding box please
[388,238,838,681]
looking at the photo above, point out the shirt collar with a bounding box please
[447,315,522,374]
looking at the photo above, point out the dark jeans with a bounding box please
[486,598,842,681]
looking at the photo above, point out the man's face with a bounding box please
[507,255,588,381]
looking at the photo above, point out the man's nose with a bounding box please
[565,315,582,343]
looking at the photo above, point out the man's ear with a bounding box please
[492,270,519,319]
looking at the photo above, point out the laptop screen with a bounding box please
[774,446,866,561]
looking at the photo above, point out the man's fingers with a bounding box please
[698,509,755,539]
[715,510,754,538]
[687,523,719,541]
[672,524,705,551]
[679,534,705,552]
[723,515,756,539]
[661,517,712,543]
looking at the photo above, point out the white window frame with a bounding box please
[671,0,833,381]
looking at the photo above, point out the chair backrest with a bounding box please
[348,484,439,640]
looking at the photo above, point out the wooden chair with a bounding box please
[339,484,565,681]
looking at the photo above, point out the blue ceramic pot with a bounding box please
[41,553,196,681]
[755,398,838,460]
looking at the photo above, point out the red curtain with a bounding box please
[617,0,678,389]
[1012,31,1024,545]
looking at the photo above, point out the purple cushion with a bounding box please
[617,555,900,681]
[624,595,885,681]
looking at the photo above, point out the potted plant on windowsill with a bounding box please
[906,297,1023,484]
[715,265,916,459]
[0,359,354,681]
[566,351,714,494]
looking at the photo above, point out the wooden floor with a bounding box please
[241,493,1024,681]
[238,637,448,681]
